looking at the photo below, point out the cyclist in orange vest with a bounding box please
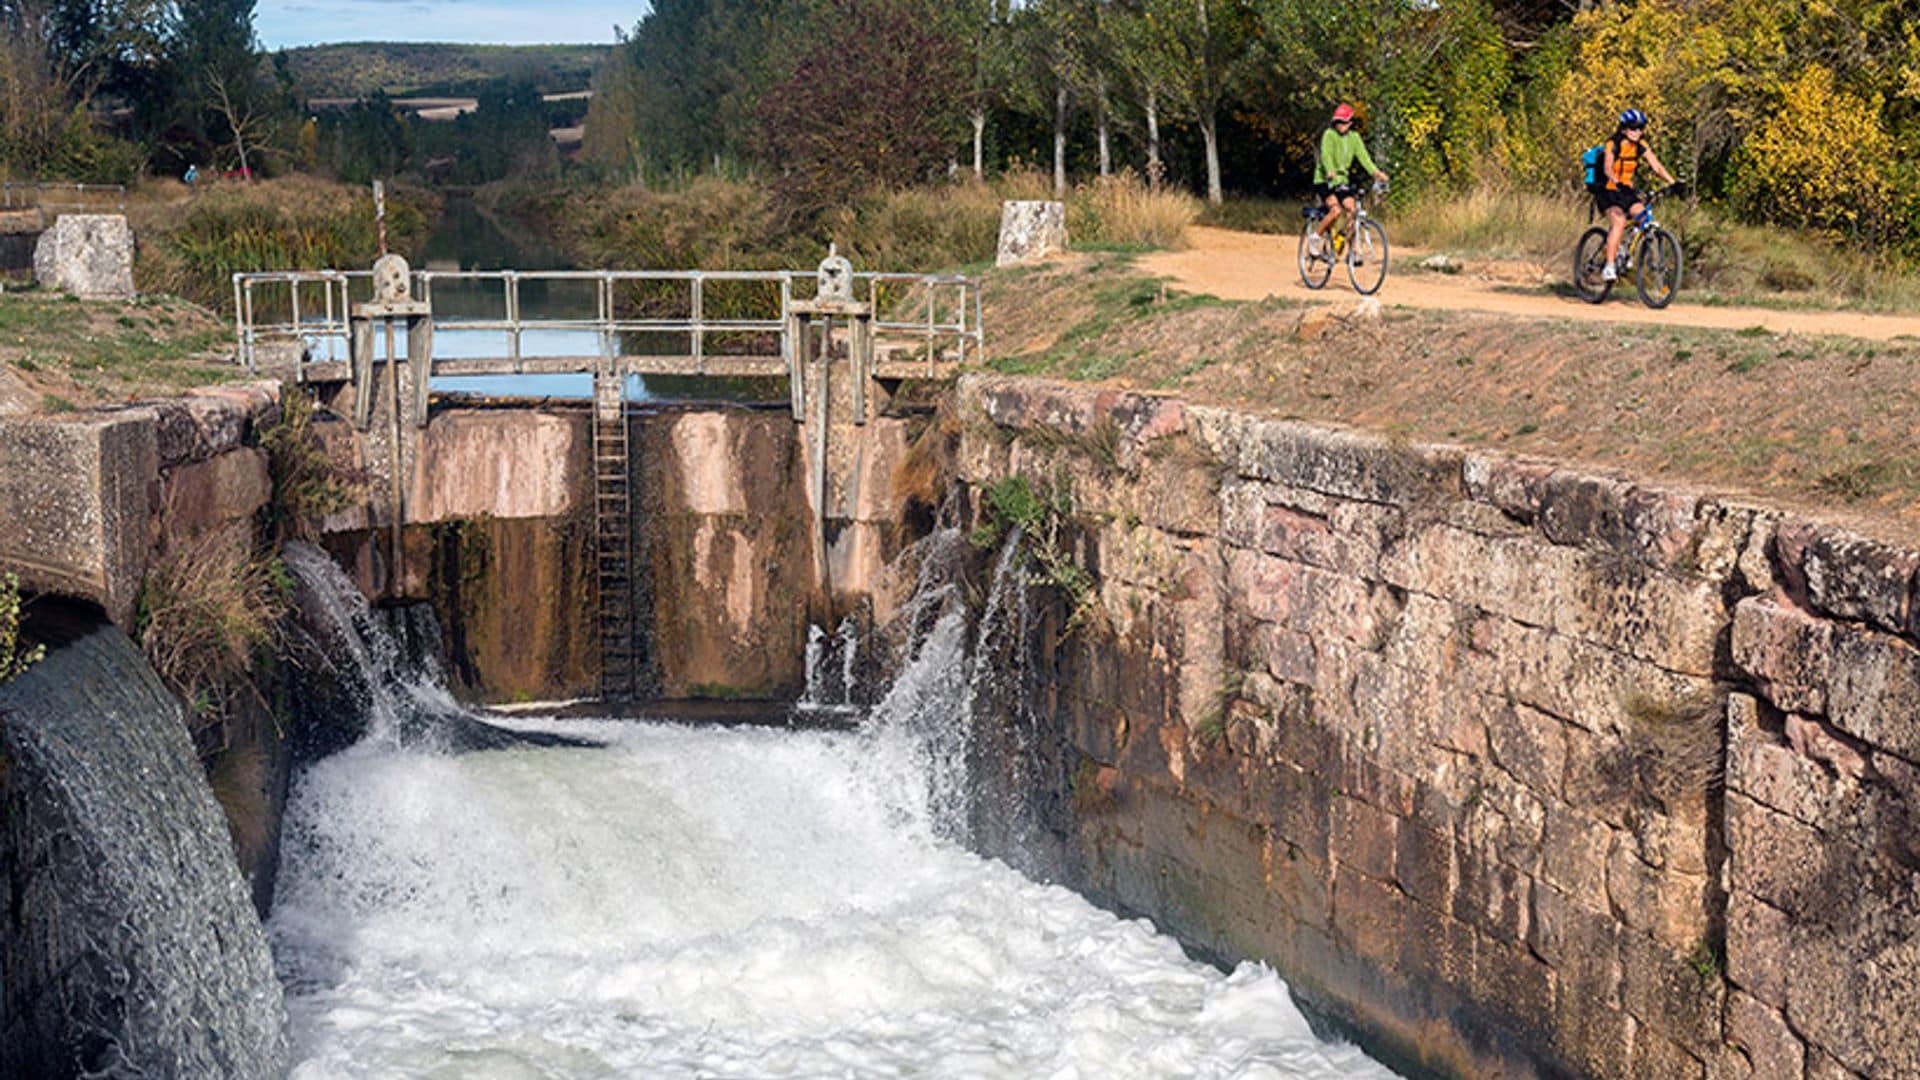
[1598,109,1677,281]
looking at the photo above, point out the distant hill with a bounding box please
[278,42,608,100]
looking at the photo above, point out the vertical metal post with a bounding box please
[290,279,303,360]
[385,316,404,591]
[323,275,337,365]
[373,179,388,256]
[506,272,522,373]
[232,275,248,372]
[691,275,704,374]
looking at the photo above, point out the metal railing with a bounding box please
[231,267,984,377]
[1,182,127,216]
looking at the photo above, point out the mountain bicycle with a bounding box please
[1298,180,1389,295]
[1573,183,1685,308]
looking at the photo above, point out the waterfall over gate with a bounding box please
[0,621,289,1078]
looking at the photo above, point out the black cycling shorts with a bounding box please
[1596,186,1643,213]
[1315,181,1364,200]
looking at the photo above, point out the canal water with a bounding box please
[409,197,781,405]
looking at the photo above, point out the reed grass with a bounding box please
[135,176,435,312]
[1390,184,1920,312]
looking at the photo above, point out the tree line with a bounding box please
[0,1,566,188]
[585,0,1920,247]
[0,0,290,181]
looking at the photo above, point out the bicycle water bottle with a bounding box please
[1634,207,1653,230]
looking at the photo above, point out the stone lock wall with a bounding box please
[955,374,1918,1080]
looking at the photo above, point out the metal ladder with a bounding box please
[592,372,636,700]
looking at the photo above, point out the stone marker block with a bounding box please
[0,411,157,625]
[995,200,1067,266]
[33,213,134,299]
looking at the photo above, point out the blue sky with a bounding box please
[256,0,640,49]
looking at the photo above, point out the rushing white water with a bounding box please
[271,717,1392,1079]
[271,536,1393,1078]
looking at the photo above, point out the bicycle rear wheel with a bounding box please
[1298,222,1332,289]
[1573,226,1612,303]
[1635,227,1683,309]
[1347,219,1388,295]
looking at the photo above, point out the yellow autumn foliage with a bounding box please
[1731,65,1901,242]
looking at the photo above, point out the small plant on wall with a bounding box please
[259,390,365,540]
[0,571,44,686]
[970,473,1100,636]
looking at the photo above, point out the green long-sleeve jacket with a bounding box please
[1314,128,1380,186]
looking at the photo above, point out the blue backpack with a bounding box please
[1580,143,1606,192]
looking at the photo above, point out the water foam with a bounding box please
[272,721,1391,1078]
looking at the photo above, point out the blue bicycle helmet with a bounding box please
[1619,108,1649,128]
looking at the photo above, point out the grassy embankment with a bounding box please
[0,175,436,412]
[1205,186,1920,314]
[979,253,1920,537]
[281,42,608,98]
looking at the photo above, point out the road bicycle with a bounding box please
[1299,180,1388,296]
[1573,184,1685,308]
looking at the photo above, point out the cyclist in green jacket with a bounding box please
[1308,103,1388,258]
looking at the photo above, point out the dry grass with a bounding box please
[1391,184,1920,313]
[136,531,289,744]
[1621,690,1725,810]
[1393,186,1588,263]
[1072,172,1199,251]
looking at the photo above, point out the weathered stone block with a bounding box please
[995,200,1068,266]
[1630,1018,1708,1080]
[1530,881,1624,1006]
[147,382,279,467]
[1785,915,1920,1078]
[1726,792,1825,918]
[32,213,133,298]
[1331,794,1399,883]
[1727,989,1805,1080]
[1452,848,1531,944]
[1188,409,1462,507]
[1540,805,1613,901]
[1537,469,1701,570]
[1826,625,1920,762]
[1795,524,1919,635]
[1726,694,1860,831]
[1394,820,1455,909]
[1608,836,1711,951]
[1268,845,1332,930]
[1488,702,1568,798]
[160,447,270,545]
[1462,451,1553,523]
[0,410,155,625]
[1619,928,1725,1054]
[1725,889,1793,1009]
[1732,596,1834,715]
[1331,863,1405,961]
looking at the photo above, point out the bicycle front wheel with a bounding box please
[1347,219,1388,295]
[1573,226,1612,303]
[1298,223,1332,290]
[1635,227,1683,309]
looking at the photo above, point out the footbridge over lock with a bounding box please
[233,250,984,699]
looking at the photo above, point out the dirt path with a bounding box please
[1142,226,1920,342]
